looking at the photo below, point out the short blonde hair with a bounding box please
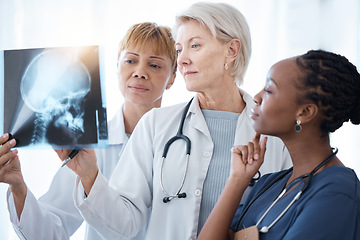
[118,22,177,73]
[173,2,251,85]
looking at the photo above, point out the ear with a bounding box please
[166,72,176,90]
[226,39,241,63]
[296,103,318,124]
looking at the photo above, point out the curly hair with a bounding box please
[295,50,360,134]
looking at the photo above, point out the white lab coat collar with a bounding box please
[186,96,211,138]
[107,106,128,145]
[239,88,255,118]
[234,89,256,145]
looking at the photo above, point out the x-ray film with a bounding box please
[0,45,108,150]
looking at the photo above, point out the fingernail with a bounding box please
[2,133,7,139]
[254,153,259,160]
[12,149,18,154]
[249,157,253,164]
[10,139,16,145]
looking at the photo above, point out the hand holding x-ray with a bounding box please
[0,133,26,213]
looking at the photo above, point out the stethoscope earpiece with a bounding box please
[162,192,187,203]
[163,197,171,203]
[177,192,187,198]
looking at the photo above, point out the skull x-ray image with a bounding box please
[1,46,108,150]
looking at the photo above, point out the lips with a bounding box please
[129,83,149,92]
[250,107,259,120]
[183,70,197,77]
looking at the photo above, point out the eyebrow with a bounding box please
[125,52,166,61]
[266,77,278,86]
[175,36,202,46]
[150,56,166,61]
[125,52,139,57]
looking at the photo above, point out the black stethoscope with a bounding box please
[160,98,193,203]
[160,98,261,203]
[235,147,338,233]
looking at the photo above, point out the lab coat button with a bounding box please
[203,152,211,158]
[194,189,202,196]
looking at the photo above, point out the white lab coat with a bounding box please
[6,108,147,240]
[74,90,292,240]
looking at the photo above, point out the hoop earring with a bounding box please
[225,62,228,70]
[294,120,302,132]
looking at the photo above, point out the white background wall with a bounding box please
[0,0,359,239]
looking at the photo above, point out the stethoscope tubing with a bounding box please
[161,98,193,158]
[160,97,263,203]
[160,98,193,202]
[235,167,293,230]
[160,154,190,199]
[235,148,338,232]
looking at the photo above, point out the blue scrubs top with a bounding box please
[231,165,360,240]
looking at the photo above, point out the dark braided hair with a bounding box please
[295,49,360,134]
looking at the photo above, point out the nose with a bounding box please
[253,92,262,106]
[133,71,148,79]
[177,49,191,67]
[132,65,148,79]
